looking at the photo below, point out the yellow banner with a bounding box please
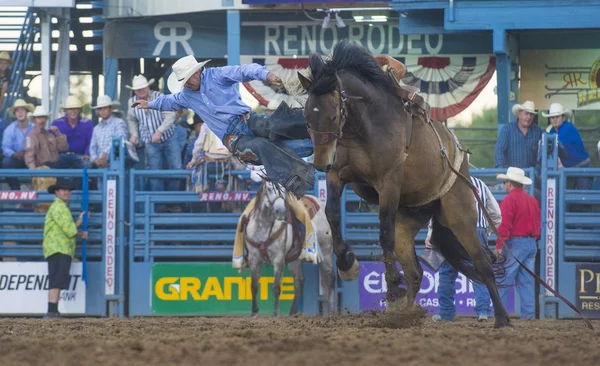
[520,49,600,111]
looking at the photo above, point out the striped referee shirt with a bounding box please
[470,176,502,230]
[127,91,176,144]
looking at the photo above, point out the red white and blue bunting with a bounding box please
[241,55,495,121]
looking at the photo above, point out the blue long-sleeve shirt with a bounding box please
[148,64,269,140]
[2,120,34,158]
[548,121,589,167]
[495,121,543,168]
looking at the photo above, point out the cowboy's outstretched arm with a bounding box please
[132,93,186,111]
[216,64,282,88]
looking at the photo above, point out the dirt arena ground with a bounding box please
[1,313,598,366]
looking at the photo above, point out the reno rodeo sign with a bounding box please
[105,14,491,59]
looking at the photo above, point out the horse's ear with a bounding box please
[309,53,325,76]
[297,72,312,92]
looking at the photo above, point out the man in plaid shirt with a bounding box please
[89,95,128,167]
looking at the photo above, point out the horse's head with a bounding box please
[257,180,287,221]
[297,56,343,172]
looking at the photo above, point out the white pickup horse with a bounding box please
[243,180,336,316]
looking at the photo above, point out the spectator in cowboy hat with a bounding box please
[495,100,543,169]
[544,103,591,173]
[126,74,180,197]
[495,167,540,319]
[51,95,93,169]
[25,106,68,169]
[2,99,35,189]
[89,95,128,168]
[43,177,88,318]
[0,51,12,110]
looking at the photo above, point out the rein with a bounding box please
[428,121,594,330]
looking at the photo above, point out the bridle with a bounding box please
[306,73,362,146]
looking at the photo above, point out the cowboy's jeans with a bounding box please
[498,237,537,319]
[145,136,183,192]
[223,112,314,198]
[438,228,491,320]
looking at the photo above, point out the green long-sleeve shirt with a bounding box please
[43,197,77,258]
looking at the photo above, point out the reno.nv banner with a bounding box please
[359,262,515,315]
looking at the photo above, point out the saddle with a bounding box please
[374,54,430,155]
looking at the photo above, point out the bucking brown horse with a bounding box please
[297,40,511,328]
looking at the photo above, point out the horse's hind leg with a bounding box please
[272,257,286,317]
[288,260,304,316]
[248,254,262,316]
[394,209,431,307]
[438,186,511,328]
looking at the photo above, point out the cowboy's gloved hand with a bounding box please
[131,100,149,109]
[266,72,283,90]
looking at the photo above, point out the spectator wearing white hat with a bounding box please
[25,106,68,169]
[89,95,128,168]
[0,51,12,110]
[495,167,540,319]
[126,74,180,192]
[495,101,543,169]
[51,95,94,169]
[2,99,35,189]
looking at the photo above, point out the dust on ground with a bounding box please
[1,314,598,366]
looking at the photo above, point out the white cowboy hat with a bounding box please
[511,100,537,116]
[0,51,13,65]
[542,102,571,118]
[60,95,85,109]
[92,95,120,109]
[167,55,211,93]
[28,105,51,119]
[8,98,35,114]
[496,167,532,186]
[126,74,155,90]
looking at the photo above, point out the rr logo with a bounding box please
[153,21,194,57]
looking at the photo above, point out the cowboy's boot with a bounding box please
[229,135,315,198]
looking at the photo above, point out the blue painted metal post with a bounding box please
[104,57,118,99]
[540,134,559,319]
[227,10,241,66]
[493,28,511,133]
[82,167,89,285]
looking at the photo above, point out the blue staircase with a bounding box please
[1,8,38,121]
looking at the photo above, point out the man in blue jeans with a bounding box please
[126,75,180,198]
[495,167,540,319]
[427,175,502,322]
[131,56,314,198]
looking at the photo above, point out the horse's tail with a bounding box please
[430,217,506,284]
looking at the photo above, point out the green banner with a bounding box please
[151,263,294,315]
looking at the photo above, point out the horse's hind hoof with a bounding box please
[338,258,360,281]
[494,315,512,329]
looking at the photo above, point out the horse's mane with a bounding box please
[308,39,394,96]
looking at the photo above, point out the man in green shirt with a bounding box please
[43,178,88,319]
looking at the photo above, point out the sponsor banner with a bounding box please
[521,50,600,110]
[545,178,557,295]
[105,180,116,295]
[199,191,252,202]
[359,262,515,315]
[576,264,600,317]
[152,263,294,315]
[0,262,85,314]
[0,191,38,201]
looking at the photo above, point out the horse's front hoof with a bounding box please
[338,258,360,281]
[494,315,512,329]
[386,296,408,313]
